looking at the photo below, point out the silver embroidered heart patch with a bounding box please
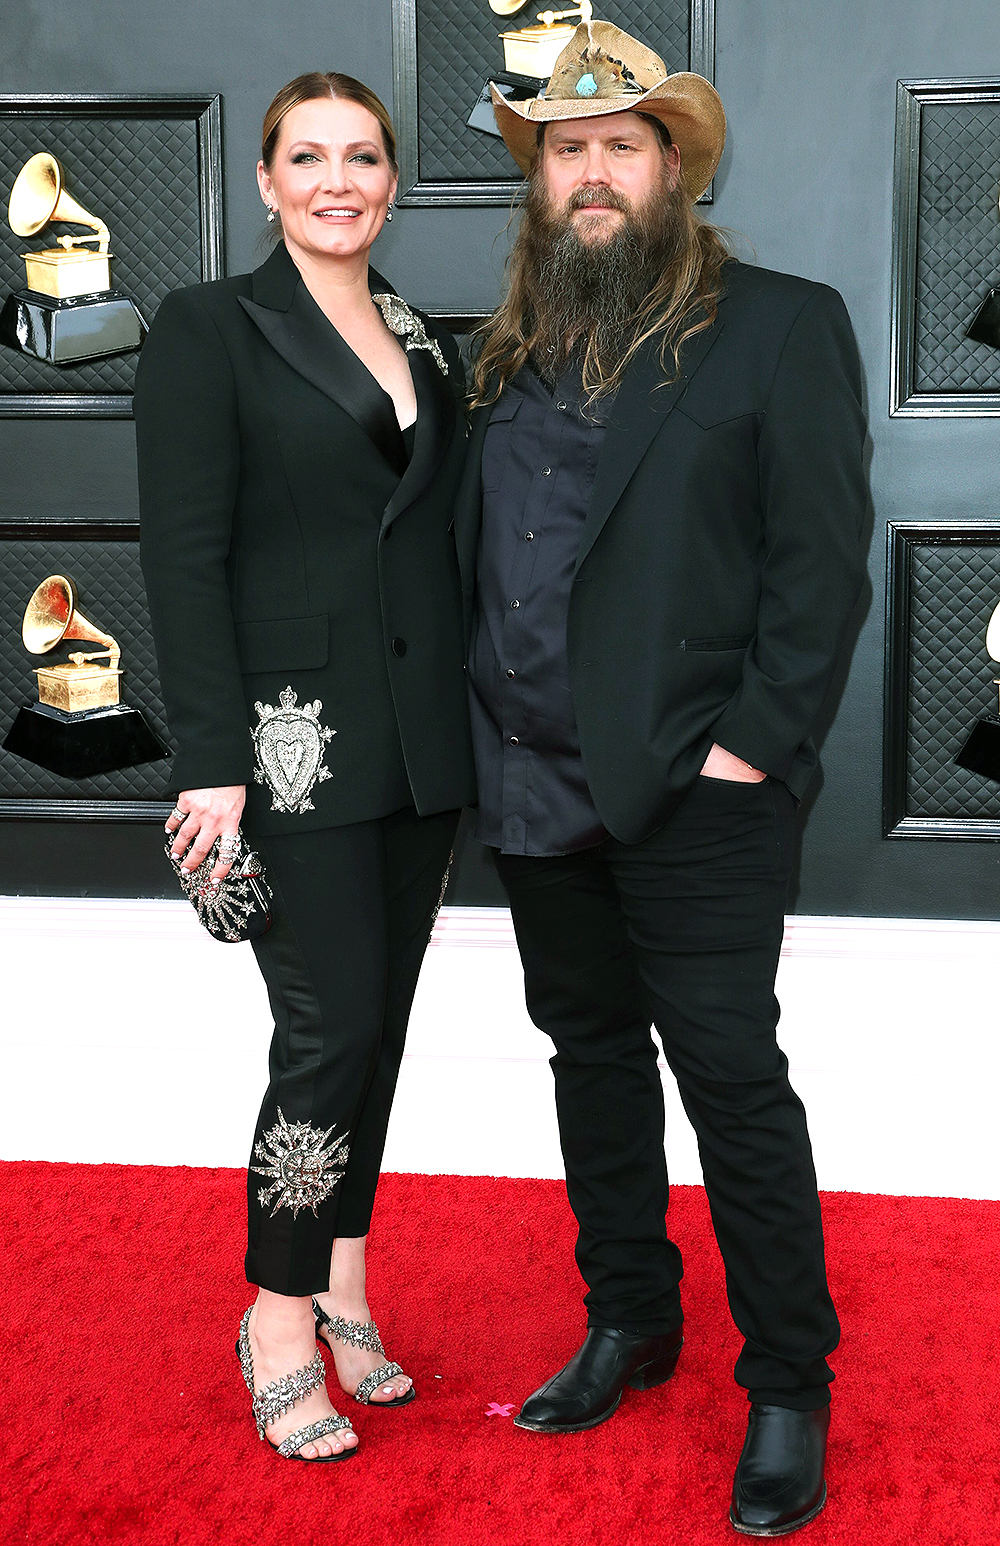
[252,686,336,814]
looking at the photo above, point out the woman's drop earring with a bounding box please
[385,202,394,222]
[266,206,276,223]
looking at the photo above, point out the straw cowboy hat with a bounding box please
[491,20,726,199]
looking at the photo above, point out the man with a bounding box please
[454,21,867,1539]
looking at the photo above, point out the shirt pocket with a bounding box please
[481,398,522,494]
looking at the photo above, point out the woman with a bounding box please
[134,73,475,1463]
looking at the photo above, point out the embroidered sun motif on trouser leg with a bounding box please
[251,1107,350,1217]
[252,687,336,815]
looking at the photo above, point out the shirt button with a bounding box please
[541,466,552,476]
[524,531,534,541]
[391,637,407,656]
[556,401,567,411]
[509,736,519,746]
[510,599,520,608]
[506,668,515,679]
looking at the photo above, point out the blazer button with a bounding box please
[391,637,407,656]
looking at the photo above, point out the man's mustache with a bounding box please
[565,186,632,216]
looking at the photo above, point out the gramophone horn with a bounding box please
[987,598,1000,664]
[22,574,120,665]
[8,152,110,250]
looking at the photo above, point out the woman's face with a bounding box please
[257,96,397,265]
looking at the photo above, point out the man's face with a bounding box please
[539,112,681,242]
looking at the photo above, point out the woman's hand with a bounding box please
[164,786,247,882]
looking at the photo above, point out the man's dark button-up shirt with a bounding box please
[468,364,609,856]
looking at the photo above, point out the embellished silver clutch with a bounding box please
[165,831,273,943]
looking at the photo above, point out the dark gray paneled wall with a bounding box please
[3,0,1000,915]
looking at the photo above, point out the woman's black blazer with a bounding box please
[134,242,475,836]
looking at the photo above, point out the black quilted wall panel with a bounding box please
[906,540,1000,818]
[414,0,690,184]
[0,534,175,802]
[0,112,205,401]
[913,99,1000,395]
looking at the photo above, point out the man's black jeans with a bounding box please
[494,773,839,1410]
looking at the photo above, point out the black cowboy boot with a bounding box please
[513,1325,683,1434]
[730,1403,830,1536]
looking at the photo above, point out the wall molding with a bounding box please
[9,896,999,958]
[2,899,998,1198]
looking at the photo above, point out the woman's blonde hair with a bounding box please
[261,71,398,173]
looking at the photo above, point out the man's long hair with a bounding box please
[470,129,732,409]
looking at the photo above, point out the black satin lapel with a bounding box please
[382,347,454,527]
[575,319,726,573]
[239,285,406,475]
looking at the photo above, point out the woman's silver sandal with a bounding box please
[312,1298,417,1407]
[236,1307,358,1461]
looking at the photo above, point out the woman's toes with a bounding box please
[372,1376,410,1402]
[301,1442,319,1459]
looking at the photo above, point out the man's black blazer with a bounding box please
[134,242,475,836]
[453,261,868,844]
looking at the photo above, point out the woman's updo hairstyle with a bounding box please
[261,71,398,174]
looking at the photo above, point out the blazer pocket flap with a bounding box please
[680,635,753,652]
[235,613,330,673]
[675,395,763,431]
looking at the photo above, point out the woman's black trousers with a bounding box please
[243,805,457,1296]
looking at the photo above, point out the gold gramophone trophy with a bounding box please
[468,1,595,138]
[2,575,168,777]
[0,152,144,365]
[954,598,1000,784]
[496,0,593,78]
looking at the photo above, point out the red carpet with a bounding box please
[3,1164,998,1546]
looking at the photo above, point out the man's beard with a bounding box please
[520,169,688,389]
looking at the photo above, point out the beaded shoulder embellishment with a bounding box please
[372,293,449,376]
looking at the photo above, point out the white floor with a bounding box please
[2,897,998,1199]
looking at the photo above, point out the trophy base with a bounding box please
[954,716,1000,783]
[966,287,1000,351]
[468,72,547,137]
[2,701,170,778]
[0,288,145,365]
